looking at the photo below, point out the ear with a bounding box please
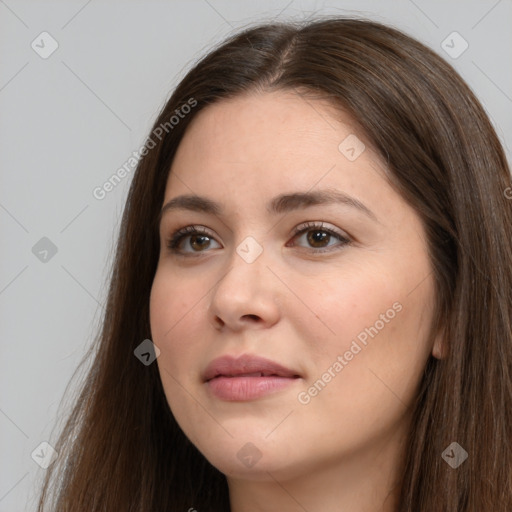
[431,325,447,359]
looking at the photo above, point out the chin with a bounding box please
[207,450,297,481]
[192,432,308,482]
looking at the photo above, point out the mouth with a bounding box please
[203,354,302,401]
[211,371,290,377]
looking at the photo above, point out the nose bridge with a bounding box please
[219,233,271,297]
[208,233,281,328]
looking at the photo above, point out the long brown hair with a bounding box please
[37,16,512,511]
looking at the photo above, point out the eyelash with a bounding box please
[165,221,351,257]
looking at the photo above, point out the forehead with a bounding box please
[177,90,355,157]
[165,90,386,199]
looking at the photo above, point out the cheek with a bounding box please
[149,271,210,442]
[149,269,206,379]
[302,266,401,354]
[150,268,202,339]
[299,263,433,402]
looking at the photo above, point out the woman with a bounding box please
[37,16,512,511]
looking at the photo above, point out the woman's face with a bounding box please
[150,90,441,482]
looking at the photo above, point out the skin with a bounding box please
[149,90,443,512]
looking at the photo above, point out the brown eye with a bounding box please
[167,226,221,255]
[188,234,212,251]
[306,230,331,248]
[289,222,350,253]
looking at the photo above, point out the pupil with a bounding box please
[191,235,210,251]
[308,230,329,247]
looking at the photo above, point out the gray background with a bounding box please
[1,1,511,510]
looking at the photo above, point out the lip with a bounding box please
[203,354,301,401]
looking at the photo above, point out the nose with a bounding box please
[207,243,282,331]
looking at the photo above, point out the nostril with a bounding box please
[242,314,260,322]
[213,316,225,328]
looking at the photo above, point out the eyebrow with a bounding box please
[159,189,377,223]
